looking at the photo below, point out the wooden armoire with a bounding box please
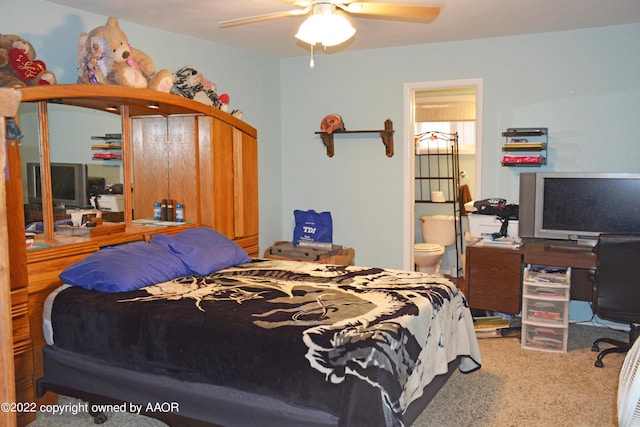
[2,85,259,426]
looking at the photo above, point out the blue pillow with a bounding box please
[59,241,192,293]
[150,227,252,275]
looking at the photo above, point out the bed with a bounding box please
[37,227,481,427]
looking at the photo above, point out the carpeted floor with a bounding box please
[28,323,628,427]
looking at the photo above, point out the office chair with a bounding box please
[591,233,640,368]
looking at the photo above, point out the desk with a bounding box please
[463,240,596,313]
[24,203,124,224]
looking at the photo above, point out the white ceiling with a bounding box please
[45,0,640,58]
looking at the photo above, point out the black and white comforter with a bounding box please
[49,259,481,426]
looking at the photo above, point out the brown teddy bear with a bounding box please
[77,17,173,92]
[0,34,57,88]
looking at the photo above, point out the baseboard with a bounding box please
[572,319,630,332]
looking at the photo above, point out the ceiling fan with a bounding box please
[219,1,441,29]
[219,1,440,67]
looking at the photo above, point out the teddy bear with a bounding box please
[0,34,56,88]
[77,17,174,92]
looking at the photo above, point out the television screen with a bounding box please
[542,177,640,233]
[51,166,77,201]
[529,172,640,244]
[27,162,89,208]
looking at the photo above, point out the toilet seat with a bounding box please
[414,243,442,252]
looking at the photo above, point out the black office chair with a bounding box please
[591,233,640,368]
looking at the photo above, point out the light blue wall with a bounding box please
[2,0,284,252]
[5,2,640,323]
[278,26,640,324]
[280,26,640,270]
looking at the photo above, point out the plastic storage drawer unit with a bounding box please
[521,265,571,353]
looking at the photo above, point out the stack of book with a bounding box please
[473,316,515,338]
[474,236,523,249]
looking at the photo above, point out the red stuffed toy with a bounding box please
[8,40,52,85]
[0,34,56,87]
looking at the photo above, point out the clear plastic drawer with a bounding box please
[523,297,569,325]
[523,265,571,287]
[522,323,568,352]
[523,282,570,300]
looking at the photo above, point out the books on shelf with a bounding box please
[503,142,547,150]
[91,143,122,150]
[91,133,123,157]
[92,152,122,160]
[501,154,545,165]
[91,133,122,141]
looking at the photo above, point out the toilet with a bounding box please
[414,214,457,274]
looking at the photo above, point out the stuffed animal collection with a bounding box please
[77,17,174,92]
[172,65,222,107]
[1,17,241,117]
[0,34,56,87]
[171,65,239,115]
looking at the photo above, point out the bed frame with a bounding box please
[37,346,461,426]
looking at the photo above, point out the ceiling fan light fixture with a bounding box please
[295,9,355,47]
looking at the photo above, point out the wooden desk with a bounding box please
[24,203,125,224]
[463,240,597,313]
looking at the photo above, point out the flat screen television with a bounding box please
[26,162,89,208]
[519,172,640,246]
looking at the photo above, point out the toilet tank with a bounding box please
[420,214,457,246]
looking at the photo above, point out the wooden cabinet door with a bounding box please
[199,117,258,241]
[132,116,198,221]
[232,128,258,239]
[465,245,523,313]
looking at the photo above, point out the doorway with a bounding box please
[402,78,484,271]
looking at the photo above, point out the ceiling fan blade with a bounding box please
[345,3,440,23]
[219,9,308,28]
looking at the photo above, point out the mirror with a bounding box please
[19,102,123,241]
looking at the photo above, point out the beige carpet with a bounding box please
[415,323,627,427]
[29,323,628,427]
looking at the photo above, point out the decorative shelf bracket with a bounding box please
[315,119,394,157]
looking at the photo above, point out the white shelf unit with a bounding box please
[521,265,571,352]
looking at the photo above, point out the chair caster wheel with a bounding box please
[595,359,604,368]
[592,344,600,352]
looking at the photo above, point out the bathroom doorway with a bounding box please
[402,78,483,272]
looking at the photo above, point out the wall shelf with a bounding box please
[91,133,122,161]
[501,127,548,167]
[315,119,394,157]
